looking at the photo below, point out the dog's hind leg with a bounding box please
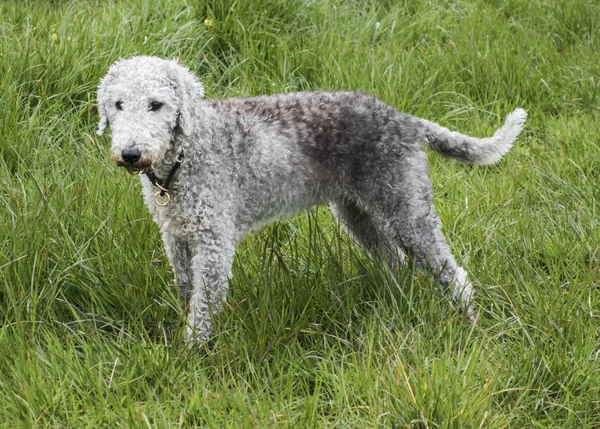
[360,154,476,320]
[394,213,476,321]
[330,199,405,270]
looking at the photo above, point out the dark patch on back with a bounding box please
[207,91,419,193]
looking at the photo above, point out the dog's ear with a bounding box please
[96,92,108,136]
[96,66,118,136]
[167,62,204,137]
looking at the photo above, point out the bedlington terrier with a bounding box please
[97,56,526,343]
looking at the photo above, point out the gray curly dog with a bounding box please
[97,56,526,342]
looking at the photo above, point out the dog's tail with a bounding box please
[418,108,527,165]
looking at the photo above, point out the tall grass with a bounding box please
[0,0,599,426]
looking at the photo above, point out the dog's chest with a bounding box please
[140,177,179,229]
[139,176,208,237]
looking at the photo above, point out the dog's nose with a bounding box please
[122,147,141,164]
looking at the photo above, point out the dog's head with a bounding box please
[97,56,204,170]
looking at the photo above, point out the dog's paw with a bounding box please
[184,325,210,347]
[185,312,213,347]
[466,304,479,324]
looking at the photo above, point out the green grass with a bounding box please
[0,0,599,426]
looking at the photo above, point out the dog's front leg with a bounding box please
[160,229,194,300]
[186,230,236,344]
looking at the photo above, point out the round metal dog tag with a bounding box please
[155,191,170,206]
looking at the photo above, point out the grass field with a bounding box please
[1,0,599,426]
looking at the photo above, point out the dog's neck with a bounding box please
[143,135,185,195]
[146,151,182,188]
[155,145,182,176]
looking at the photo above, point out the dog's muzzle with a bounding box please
[115,147,152,173]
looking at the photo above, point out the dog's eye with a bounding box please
[149,101,163,112]
[115,100,123,111]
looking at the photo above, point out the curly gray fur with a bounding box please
[97,56,527,342]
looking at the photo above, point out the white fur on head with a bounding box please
[97,56,204,137]
[96,56,204,167]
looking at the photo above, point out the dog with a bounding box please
[97,56,526,342]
